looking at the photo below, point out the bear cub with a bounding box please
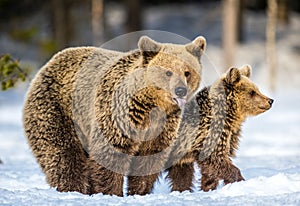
[167,65,274,192]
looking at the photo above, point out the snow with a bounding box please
[1,70,300,206]
[1,3,300,206]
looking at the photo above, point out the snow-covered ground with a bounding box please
[1,2,300,206]
[0,84,299,205]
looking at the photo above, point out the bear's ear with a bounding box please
[239,64,252,78]
[138,36,161,53]
[225,67,241,85]
[185,36,206,58]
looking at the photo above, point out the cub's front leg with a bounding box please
[220,161,244,185]
[198,158,244,192]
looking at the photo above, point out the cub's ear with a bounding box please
[239,64,252,78]
[185,36,206,58]
[138,36,161,52]
[225,67,241,85]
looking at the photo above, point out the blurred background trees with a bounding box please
[0,0,299,90]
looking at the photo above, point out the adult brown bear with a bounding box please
[23,35,206,196]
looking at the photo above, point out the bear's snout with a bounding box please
[268,98,274,106]
[175,87,187,98]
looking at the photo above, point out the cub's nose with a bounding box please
[175,87,187,98]
[269,98,274,105]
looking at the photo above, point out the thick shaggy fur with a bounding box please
[167,65,273,192]
[23,36,206,196]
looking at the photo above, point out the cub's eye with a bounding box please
[184,71,191,77]
[166,70,173,77]
[249,90,256,96]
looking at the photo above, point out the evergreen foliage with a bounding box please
[0,54,28,90]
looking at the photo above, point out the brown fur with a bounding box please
[167,65,274,192]
[23,36,206,196]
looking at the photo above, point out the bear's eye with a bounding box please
[249,90,256,96]
[166,71,173,77]
[184,71,191,78]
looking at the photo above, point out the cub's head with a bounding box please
[137,35,206,109]
[222,65,274,117]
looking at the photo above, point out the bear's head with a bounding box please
[222,65,274,118]
[137,35,206,110]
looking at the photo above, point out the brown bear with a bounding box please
[23,35,206,196]
[166,65,274,192]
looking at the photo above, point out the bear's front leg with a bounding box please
[219,161,244,185]
[85,158,124,196]
[127,173,160,195]
[198,158,244,192]
[198,161,219,192]
[167,163,194,192]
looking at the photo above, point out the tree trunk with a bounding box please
[91,0,104,46]
[277,0,289,25]
[223,0,239,70]
[266,0,277,91]
[51,0,72,50]
[125,0,142,32]
[237,0,245,43]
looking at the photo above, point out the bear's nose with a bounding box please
[269,98,274,105]
[175,87,187,98]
